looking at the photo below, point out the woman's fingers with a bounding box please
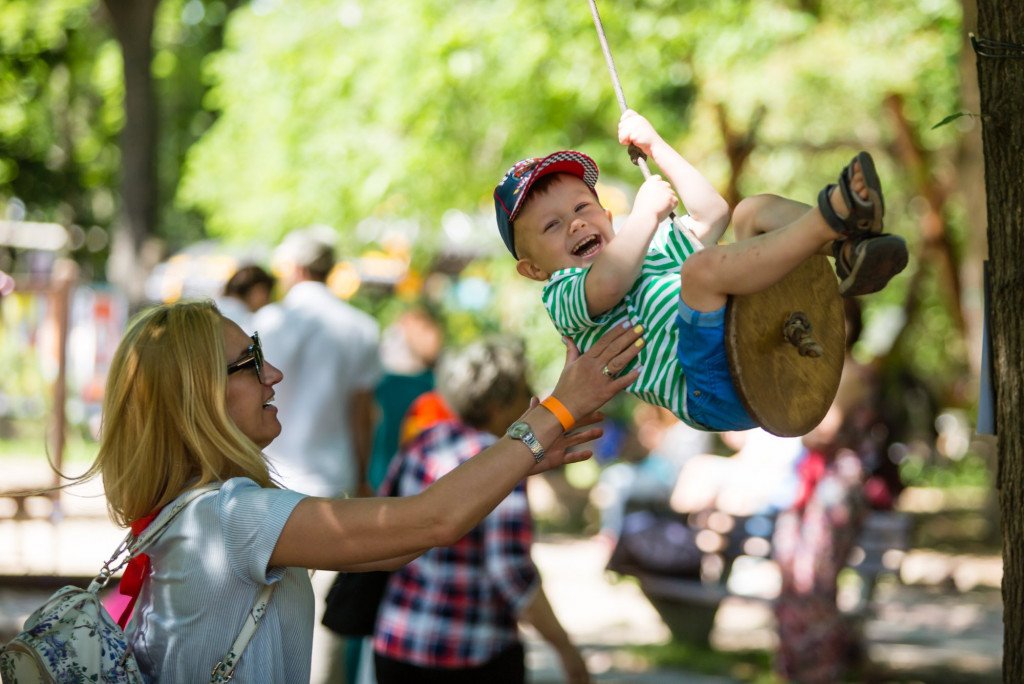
[561,426,603,447]
[584,320,637,357]
[600,325,644,376]
[562,336,581,367]
[602,323,644,365]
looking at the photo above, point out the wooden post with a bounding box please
[46,259,78,521]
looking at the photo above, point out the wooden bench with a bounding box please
[607,503,912,645]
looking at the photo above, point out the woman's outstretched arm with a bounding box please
[270,323,644,570]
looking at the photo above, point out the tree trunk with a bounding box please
[974,3,1024,680]
[958,0,988,380]
[102,0,161,306]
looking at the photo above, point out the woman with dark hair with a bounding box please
[217,264,276,330]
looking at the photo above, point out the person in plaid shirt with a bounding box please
[373,337,590,684]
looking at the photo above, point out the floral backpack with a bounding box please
[0,485,273,684]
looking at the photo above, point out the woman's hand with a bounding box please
[526,410,605,475]
[551,322,643,421]
[524,323,643,474]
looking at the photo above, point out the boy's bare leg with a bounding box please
[732,194,811,239]
[680,162,871,313]
[732,193,834,257]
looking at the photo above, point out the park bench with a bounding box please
[606,501,913,645]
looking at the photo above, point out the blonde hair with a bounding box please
[78,300,274,526]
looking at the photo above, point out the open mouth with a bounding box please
[263,395,276,409]
[572,235,602,257]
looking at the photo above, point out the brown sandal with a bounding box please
[817,151,885,236]
[833,233,907,296]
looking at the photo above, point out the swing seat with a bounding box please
[725,255,844,437]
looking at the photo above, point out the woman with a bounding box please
[81,300,641,681]
[372,337,590,684]
[215,263,275,332]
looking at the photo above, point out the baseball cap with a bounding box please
[493,150,600,258]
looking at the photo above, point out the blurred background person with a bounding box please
[216,263,275,332]
[371,337,591,684]
[365,306,445,491]
[591,405,712,546]
[771,298,902,683]
[254,224,381,683]
[254,225,381,498]
[342,305,446,683]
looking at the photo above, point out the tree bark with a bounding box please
[958,0,988,380]
[974,3,1024,680]
[101,0,161,305]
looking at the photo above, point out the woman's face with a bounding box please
[223,319,283,448]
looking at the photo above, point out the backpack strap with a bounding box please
[209,582,277,683]
[114,484,225,628]
[93,482,279,682]
[129,483,223,554]
[88,483,224,594]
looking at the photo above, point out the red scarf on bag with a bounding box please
[117,508,161,629]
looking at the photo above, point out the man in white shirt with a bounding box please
[254,225,382,498]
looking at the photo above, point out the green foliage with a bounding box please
[1,0,974,416]
[0,0,240,277]
[0,0,120,262]
[152,0,239,248]
[931,111,978,130]
[900,451,990,489]
[176,0,970,399]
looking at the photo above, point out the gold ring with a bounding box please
[601,365,613,377]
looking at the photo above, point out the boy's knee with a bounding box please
[680,249,718,291]
[680,250,727,312]
[733,194,785,239]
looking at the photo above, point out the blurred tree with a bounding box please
[102,0,160,304]
[0,0,240,295]
[974,0,1024,677]
[0,0,119,280]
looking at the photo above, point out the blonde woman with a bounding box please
[80,300,642,682]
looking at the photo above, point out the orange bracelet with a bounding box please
[540,395,575,431]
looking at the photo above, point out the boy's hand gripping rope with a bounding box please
[586,0,704,251]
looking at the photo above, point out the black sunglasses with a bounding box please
[226,332,264,382]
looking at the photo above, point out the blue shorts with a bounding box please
[676,299,757,432]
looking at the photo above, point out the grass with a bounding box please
[628,641,777,682]
[0,431,99,469]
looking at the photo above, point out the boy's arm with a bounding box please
[619,110,731,245]
[584,175,677,317]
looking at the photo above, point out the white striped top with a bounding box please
[129,477,312,683]
[542,217,700,427]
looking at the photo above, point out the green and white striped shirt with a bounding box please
[542,217,701,427]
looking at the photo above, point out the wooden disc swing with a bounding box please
[587,0,844,437]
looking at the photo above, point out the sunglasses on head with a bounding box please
[226,332,264,382]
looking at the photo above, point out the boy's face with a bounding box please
[514,174,614,282]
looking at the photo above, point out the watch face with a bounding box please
[508,422,529,439]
